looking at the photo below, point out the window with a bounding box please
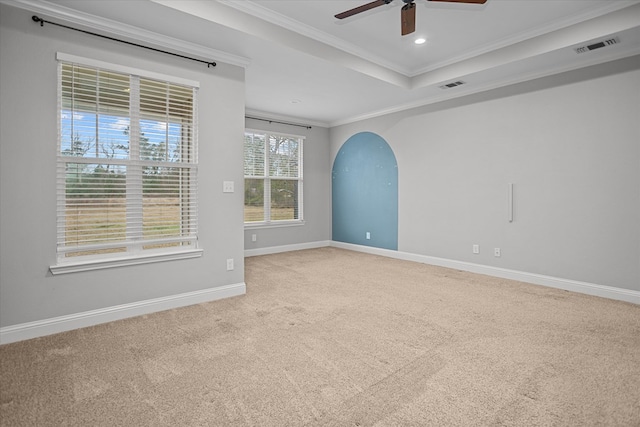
[55,54,199,267]
[244,131,303,225]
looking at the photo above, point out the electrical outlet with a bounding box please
[366,232,371,240]
[251,234,257,242]
[223,181,234,193]
[473,244,479,254]
[494,248,501,257]
[226,258,234,271]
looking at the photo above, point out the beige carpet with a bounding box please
[1,247,639,426]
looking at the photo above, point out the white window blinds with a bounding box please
[244,131,303,224]
[57,60,198,261]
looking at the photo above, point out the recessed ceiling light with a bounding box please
[414,38,426,45]
[290,99,301,104]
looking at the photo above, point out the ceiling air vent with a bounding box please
[439,80,466,89]
[575,37,620,54]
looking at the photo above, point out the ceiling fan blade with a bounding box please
[401,2,416,36]
[335,0,391,19]
[426,0,487,3]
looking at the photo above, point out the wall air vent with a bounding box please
[439,80,466,89]
[575,37,620,54]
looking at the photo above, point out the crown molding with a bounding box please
[331,49,640,127]
[220,0,411,77]
[0,0,251,69]
[409,0,639,77]
[154,0,410,89]
[221,0,635,79]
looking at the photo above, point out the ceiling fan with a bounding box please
[335,0,487,36]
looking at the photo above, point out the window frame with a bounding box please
[244,129,304,228]
[51,53,202,274]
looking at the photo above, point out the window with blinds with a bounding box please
[244,131,303,224]
[57,59,198,262]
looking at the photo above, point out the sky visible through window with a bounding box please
[61,110,183,162]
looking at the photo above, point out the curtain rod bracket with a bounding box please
[32,15,217,68]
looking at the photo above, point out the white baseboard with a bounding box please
[7,241,633,345]
[0,282,246,345]
[244,240,331,257]
[330,241,640,305]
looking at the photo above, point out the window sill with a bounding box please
[49,249,204,275]
[244,220,305,230]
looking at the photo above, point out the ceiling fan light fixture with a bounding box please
[414,37,426,45]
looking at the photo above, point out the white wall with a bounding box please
[330,57,640,293]
[243,117,331,253]
[0,5,246,330]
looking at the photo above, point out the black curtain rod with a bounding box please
[245,116,312,129]
[32,15,216,68]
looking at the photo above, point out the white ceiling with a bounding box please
[7,0,640,126]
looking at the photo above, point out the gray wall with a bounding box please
[330,57,640,292]
[0,5,246,327]
[1,2,637,333]
[243,117,331,251]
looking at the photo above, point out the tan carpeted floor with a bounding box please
[1,247,639,426]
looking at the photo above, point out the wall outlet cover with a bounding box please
[223,181,234,193]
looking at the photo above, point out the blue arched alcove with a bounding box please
[332,132,398,250]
